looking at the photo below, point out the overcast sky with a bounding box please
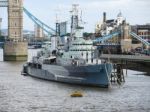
[0,0,150,32]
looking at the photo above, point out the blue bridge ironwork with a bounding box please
[93,32,120,44]
[23,8,56,36]
[130,32,150,46]
[93,31,150,47]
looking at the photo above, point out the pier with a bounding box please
[100,54,150,73]
[100,54,150,62]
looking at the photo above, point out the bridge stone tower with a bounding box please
[120,22,132,53]
[34,24,44,40]
[8,0,23,39]
[4,0,27,61]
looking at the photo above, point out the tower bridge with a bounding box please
[0,0,150,61]
[93,23,150,51]
[0,0,55,61]
[0,0,27,61]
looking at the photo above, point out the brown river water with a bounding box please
[0,48,150,112]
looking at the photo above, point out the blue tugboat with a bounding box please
[22,5,113,87]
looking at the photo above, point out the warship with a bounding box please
[22,5,113,87]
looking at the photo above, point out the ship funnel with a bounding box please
[103,12,106,23]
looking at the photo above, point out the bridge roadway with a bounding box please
[100,54,150,62]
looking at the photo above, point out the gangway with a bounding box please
[130,32,150,46]
[23,7,56,36]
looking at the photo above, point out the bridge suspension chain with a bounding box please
[23,7,56,36]
[130,32,150,46]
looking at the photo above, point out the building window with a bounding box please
[86,52,88,56]
[14,0,18,3]
[138,32,141,35]
[141,32,143,35]
[91,58,93,63]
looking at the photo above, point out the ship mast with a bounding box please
[70,4,79,40]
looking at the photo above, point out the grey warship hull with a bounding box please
[23,63,113,87]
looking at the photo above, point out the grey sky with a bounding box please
[0,0,150,32]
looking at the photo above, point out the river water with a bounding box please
[0,48,150,112]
